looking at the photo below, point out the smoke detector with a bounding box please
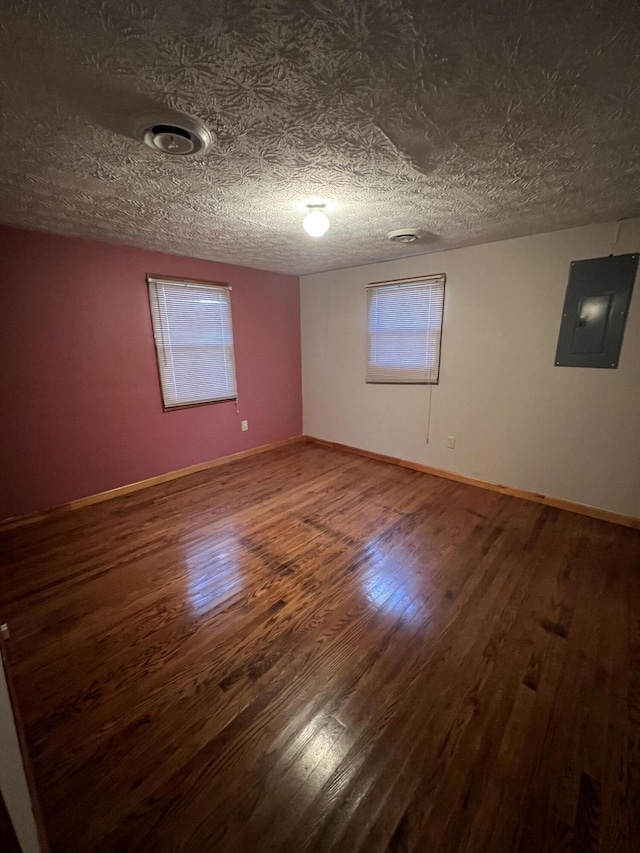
[387,229,420,244]
[134,112,212,156]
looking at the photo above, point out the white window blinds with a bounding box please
[147,277,238,409]
[366,275,445,384]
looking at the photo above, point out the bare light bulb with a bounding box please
[303,205,330,237]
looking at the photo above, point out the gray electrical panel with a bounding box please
[555,253,638,368]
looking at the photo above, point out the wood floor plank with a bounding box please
[0,442,638,852]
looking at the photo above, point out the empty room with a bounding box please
[1,1,639,851]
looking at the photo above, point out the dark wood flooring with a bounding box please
[1,441,639,852]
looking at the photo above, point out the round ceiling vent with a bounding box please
[387,229,420,244]
[134,112,212,156]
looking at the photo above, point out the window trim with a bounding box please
[365,273,446,386]
[146,274,238,412]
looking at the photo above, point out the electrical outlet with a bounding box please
[447,436,456,449]
[241,420,249,431]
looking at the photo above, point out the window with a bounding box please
[147,276,237,409]
[366,275,445,384]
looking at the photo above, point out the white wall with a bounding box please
[301,220,640,518]
[0,649,41,852]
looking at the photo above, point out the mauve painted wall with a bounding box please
[0,226,302,520]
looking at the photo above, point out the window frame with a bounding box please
[146,274,238,412]
[365,273,446,386]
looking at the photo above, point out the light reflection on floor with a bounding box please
[359,540,426,625]
[185,530,245,617]
[295,714,349,776]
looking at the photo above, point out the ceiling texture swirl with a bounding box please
[0,0,638,274]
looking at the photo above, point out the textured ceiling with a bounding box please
[0,0,639,275]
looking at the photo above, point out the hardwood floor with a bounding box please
[0,441,639,852]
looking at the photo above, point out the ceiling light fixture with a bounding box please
[303,204,330,238]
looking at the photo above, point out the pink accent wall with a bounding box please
[0,226,302,520]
